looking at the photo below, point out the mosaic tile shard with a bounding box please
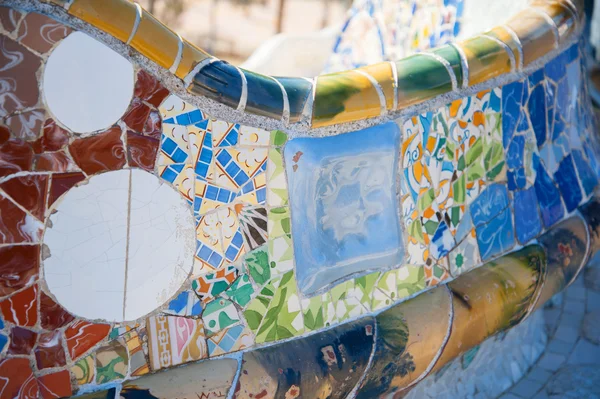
[235,317,374,399]
[284,122,403,295]
[65,320,110,360]
[95,339,128,383]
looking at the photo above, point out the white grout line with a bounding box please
[272,77,290,126]
[502,24,525,71]
[183,57,217,88]
[450,42,469,89]
[422,51,458,91]
[390,61,399,110]
[126,2,142,46]
[354,69,388,116]
[484,33,518,72]
[529,6,560,48]
[235,66,248,112]
[169,33,184,74]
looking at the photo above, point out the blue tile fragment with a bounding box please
[554,155,583,212]
[534,161,564,228]
[528,84,547,147]
[513,187,542,244]
[475,207,515,261]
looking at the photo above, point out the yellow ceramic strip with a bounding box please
[528,7,561,46]
[483,34,517,72]
[354,70,387,116]
[69,0,138,43]
[421,52,458,91]
[357,62,396,111]
[312,70,383,128]
[169,34,184,74]
[459,35,512,86]
[505,8,558,67]
[126,2,142,45]
[485,26,523,71]
[175,40,211,80]
[531,2,577,44]
[129,7,181,70]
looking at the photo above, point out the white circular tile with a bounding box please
[43,31,134,134]
[43,169,195,322]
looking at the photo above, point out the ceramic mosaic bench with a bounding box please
[0,0,598,398]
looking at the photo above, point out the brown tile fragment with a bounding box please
[35,151,78,172]
[0,284,38,327]
[0,174,48,220]
[0,358,39,399]
[143,110,162,139]
[69,127,126,174]
[47,172,85,206]
[127,131,159,172]
[8,326,38,355]
[65,320,110,360]
[0,125,10,145]
[0,139,34,177]
[0,195,42,244]
[123,98,152,132]
[0,7,24,33]
[135,69,169,107]
[5,109,45,141]
[35,330,67,369]
[0,245,39,296]
[0,36,41,117]
[40,291,74,330]
[33,119,70,153]
[37,370,72,399]
[16,12,71,54]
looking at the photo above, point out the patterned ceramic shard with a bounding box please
[284,122,404,295]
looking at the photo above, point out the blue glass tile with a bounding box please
[191,301,202,316]
[528,68,544,86]
[566,42,578,63]
[554,155,582,212]
[175,113,192,125]
[244,70,284,119]
[513,188,542,244]
[517,110,530,133]
[0,334,7,353]
[534,162,564,227]
[189,109,204,124]
[241,180,254,194]
[454,208,473,243]
[168,291,189,313]
[528,84,547,147]
[203,131,212,146]
[507,168,527,191]
[225,161,241,177]
[195,163,209,179]
[160,167,178,183]
[475,207,515,261]
[225,245,239,261]
[217,189,230,203]
[502,80,525,149]
[197,244,212,260]
[224,130,239,146]
[572,150,597,196]
[544,51,567,83]
[191,61,243,110]
[161,137,177,154]
[507,135,525,169]
[172,148,188,163]
[0,315,4,329]
[470,184,509,227]
[430,221,455,259]
[232,231,244,247]
[164,117,175,124]
[233,171,250,186]
[257,187,266,203]
[196,119,209,130]
[205,185,219,200]
[207,251,224,268]
[199,148,212,164]
[217,150,232,165]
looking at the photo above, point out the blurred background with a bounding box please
[137,0,351,64]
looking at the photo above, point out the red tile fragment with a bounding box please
[0,285,38,327]
[135,70,170,107]
[0,139,34,178]
[123,98,152,133]
[0,36,40,118]
[35,331,67,369]
[0,195,43,244]
[4,109,45,141]
[0,245,39,296]
[16,12,71,54]
[47,172,85,206]
[143,110,162,139]
[0,7,24,33]
[8,327,37,355]
[37,370,72,399]
[69,127,126,175]
[0,358,39,399]
[33,119,70,153]
[0,175,48,220]
[40,291,74,330]
[65,320,110,360]
[35,151,78,172]
[0,125,10,145]
[127,131,159,172]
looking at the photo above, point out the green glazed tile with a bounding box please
[395,54,454,108]
[270,130,288,146]
[461,36,512,85]
[268,207,291,238]
[245,245,270,287]
[203,298,241,336]
[225,274,255,308]
[431,45,463,87]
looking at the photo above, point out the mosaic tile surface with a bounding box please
[0,1,597,397]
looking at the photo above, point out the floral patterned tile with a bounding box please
[203,297,241,337]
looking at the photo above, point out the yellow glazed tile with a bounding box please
[312,70,383,128]
[506,8,558,66]
[485,26,523,69]
[531,2,577,44]
[358,62,395,110]
[69,0,138,43]
[175,39,211,79]
[130,9,180,70]
[459,35,512,86]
